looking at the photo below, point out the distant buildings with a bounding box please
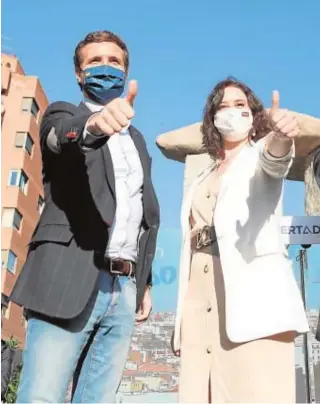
[119,312,179,395]
[120,310,320,401]
[1,53,48,346]
[295,310,320,401]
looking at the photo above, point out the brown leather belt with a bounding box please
[191,225,217,250]
[106,258,136,277]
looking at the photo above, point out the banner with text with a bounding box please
[281,216,320,245]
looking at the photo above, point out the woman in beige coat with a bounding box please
[158,78,310,403]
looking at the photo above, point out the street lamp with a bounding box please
[297,245,317,403]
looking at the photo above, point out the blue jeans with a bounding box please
[17,271,136,403]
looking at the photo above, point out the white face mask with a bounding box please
[214,107,253,142]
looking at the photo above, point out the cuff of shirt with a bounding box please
[83,113,102,140]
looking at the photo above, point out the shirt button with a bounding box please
[207,304,212,312]
[204,265,209,273]
[207,347,212,354]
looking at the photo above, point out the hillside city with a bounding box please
[117,310,320,401]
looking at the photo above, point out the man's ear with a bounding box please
[76,71,83,90]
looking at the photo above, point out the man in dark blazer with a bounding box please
[10,30,160,403]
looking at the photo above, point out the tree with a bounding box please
[1,337,21,403]
[4,363,22,403]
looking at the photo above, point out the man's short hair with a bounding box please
[73,30,129,73]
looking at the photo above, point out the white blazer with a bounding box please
[173,139,309,351]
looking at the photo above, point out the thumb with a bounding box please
[271,90,280,114]
[126,80,138,106]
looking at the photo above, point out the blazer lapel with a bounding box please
[98,124,149,200]
[101,145,116,199]
[77,101,92,115]
[77,102,116,198]
[128,126,150,187]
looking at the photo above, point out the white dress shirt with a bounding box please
[84,98,144,262]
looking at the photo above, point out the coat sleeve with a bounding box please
[41,101,108,154]
[258,137,295,179]
[259,111,320,179]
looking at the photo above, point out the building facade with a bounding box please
[1,53,48,346]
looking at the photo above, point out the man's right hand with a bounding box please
[86,80,138,136]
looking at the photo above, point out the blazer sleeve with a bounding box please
[258,137,295,179]
[41,101,108,154]
[146,271,152,287]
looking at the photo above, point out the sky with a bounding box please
[2,0,320,311]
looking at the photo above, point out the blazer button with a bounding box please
[207,304,212,312]
[204,265,209,273]
[207,347,212,354]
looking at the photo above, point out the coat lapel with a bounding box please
[77,101,92,115]
[101,146,116,199]
[77,102,116,198]
[128,126,150,187]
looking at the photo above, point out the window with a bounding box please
[21,314,27,328]
[1,249,17,274]
[21,97,39,118]
[15,132,34,155]
[22,308,28,329]
[2,208,23,230]
[8,169,29,193]
[1,294,10,319]
[37,196,45,214]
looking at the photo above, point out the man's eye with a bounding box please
[86,60,100,67]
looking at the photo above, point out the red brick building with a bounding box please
[1,54,48,346]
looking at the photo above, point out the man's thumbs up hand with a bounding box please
[87,80,138,136]
[126,80,138,106]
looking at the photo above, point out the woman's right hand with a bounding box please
[170,331,181,357]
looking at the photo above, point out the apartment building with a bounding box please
[1,53,48,346]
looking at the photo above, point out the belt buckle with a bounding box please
[109,259,133,277]
[196,226,212,250]
[109,259,124,275]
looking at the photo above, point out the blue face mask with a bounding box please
[82,65,125,105]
